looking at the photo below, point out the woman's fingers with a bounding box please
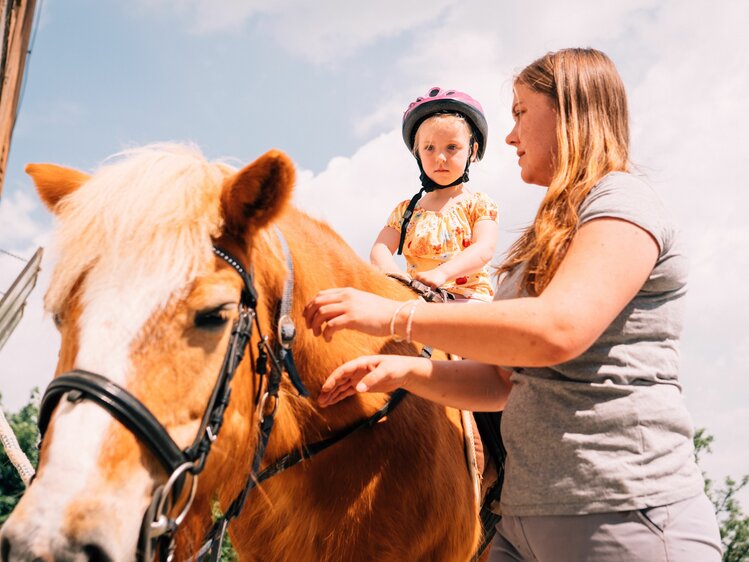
[318,355,415,407]
[319,356,381,407]
[303,292,351,337]
[322,356,373,391]
[304,288,398,339]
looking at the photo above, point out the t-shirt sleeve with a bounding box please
[385,200,410,233]
[472,192,499,224]
[578,173,672,254]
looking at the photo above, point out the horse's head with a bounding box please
[0,145,296,562]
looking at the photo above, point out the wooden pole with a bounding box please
[0,0,37,198]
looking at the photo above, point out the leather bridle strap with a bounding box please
[254,388,407,484]
[39,370,186,476]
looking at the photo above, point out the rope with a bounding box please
[0,248,28,262]
[0,407,35,486]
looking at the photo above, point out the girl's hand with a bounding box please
[304,287,398,341]
[413,268,449,289]
[318,355,429,407]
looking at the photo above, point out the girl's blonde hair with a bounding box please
[412,113,474,158]
[499,48,630,295]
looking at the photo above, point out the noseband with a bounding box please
[37,232,408,562]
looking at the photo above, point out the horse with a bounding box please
[0,144,483,561]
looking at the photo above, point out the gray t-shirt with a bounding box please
[496,172,704,516]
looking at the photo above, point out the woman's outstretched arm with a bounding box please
[318,355,511,411]
[305,217,658,366]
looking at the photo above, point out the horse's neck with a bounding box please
[250,209,415,454]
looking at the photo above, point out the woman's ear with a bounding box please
[471,141,479,162]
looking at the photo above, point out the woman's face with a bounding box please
[505,83,558,187]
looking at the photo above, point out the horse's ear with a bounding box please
[25,163,90,212]
[221,150,295,239]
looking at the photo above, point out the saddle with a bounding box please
[386,273,506,559]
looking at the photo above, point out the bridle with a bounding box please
[37,231,408,561]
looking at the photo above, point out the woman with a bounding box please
[304,48,721,561]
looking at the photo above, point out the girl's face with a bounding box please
[505,83,558,187]
[415,116,476,187]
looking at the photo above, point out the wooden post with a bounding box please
[0,0,37,198]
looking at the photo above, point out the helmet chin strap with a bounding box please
[396,148,473,255]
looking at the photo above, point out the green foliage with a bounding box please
[0,389,40,525]
[694,428,749,562]
[210,501,240,561]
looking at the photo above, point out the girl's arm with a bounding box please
[413,219,498,288]
[370,226,407,275]
[318,355,512,411]
[305,217,659,366]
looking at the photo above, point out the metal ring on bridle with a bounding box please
[258,391,278,424]
[151,461,199,536]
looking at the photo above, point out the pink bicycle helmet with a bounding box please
[402,86,488,160]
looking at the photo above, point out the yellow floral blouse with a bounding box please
[386,191,499,301]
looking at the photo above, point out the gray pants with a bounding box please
[488,493,722,562]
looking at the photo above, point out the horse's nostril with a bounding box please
[1,538,9,562]
[83,544,112,562]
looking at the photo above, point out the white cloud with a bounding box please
[130,0,267,35]
[0,189,51,252]
[0,261,59,412]
[265,0,457,65]
[132,0,456,64]
[294,130,413,261]
[619,4,749,482]
[0,190,56,412]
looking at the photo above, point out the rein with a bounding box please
[37,230,409,562]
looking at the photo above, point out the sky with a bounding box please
[1,0,747,503]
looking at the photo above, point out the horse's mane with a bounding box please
[46,144,233,315]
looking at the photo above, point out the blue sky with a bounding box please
[1,0,748,502]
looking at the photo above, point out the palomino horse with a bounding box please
[0,145,481,561]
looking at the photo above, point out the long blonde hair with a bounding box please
[499,48,630,295]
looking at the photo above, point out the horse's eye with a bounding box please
[52,312,63,329]
[194,308,231,330]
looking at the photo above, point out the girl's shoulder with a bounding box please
[388,198,413,216]
[461,191,499,221]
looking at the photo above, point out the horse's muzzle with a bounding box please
[1,526,115,562]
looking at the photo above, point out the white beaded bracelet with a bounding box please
[389,300,414,342]
[405,300,421,344]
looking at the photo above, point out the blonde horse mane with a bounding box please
[45,144,234,315]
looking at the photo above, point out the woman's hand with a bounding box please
[304,287,399,341]
[413,267,449,289]
[318,354,429,407]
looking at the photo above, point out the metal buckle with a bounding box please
[237,307,255,334]
[277,314,295,349]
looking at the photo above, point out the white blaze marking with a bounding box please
[30,266,184,558]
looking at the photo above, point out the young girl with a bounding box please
[370,87,499,302]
